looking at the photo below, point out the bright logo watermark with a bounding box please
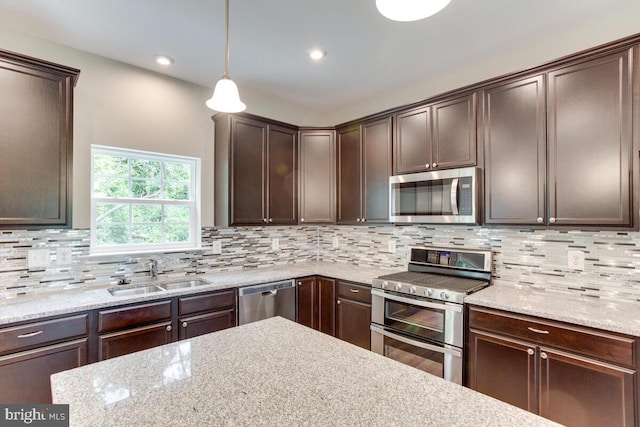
[0,405,69,427]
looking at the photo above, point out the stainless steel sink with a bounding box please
[157,279,210,290]
[108,285,165,297]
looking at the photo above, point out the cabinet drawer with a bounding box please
[337,281,371,304]
[178,289,235,316]
[0,314,88,355]
[469,306,635,367]
[98,300,172,333]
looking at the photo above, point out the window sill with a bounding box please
[81,247,204,258]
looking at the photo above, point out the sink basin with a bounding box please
[157,279,210,290]
[108,285,164,297]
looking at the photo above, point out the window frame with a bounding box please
[90,145,201,255]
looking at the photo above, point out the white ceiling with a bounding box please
[1,0,640,125]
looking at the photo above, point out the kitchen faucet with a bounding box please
[149,259,158,281]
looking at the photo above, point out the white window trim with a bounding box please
[90,145,201,255]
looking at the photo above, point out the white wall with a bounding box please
[0,29,216,227]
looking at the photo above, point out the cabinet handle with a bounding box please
[549,217,557,224]
[166,325,172,332]
[182,322,188,328]
[527,326,549,334]
[337,300,341,305]
[425,164,430,169]
[432,163,437,168]
[540,352,548,359]
[17,330,43,339]
[536,217,544,224]
[349,289,360,293]
[527,348,534,356]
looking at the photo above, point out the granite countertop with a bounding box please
[0,262,396,326]
[51,317,560,427]
[465,284,640,337]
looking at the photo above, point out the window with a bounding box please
[91,145,201,254]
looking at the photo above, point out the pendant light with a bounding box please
[376,0,451,22]
[206,0,246,113]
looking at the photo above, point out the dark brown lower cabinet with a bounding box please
[296,276,336,336]
[0,339,87,403]
[179,310,235,340]
[177,289,236,340]
[99,322,173,360]
[336,280,371,350]
[468,305,638,427]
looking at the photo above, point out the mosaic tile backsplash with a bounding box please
[2,224,640,303]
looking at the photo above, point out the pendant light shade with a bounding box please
[206,0,246,112]
[376,0,451,22]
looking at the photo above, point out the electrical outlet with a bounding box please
[211,240,222,255]
[567,250,585,271]
[272,238,280,251]
[56,247,73,265]
[28,249,50,268]
[387,240,396,254]
[332,236,339,249]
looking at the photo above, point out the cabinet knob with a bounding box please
[263,218,268,223]
[182,322,188,328]
[298,281,302,285]
[356,218,361,222]
[301,218,305,222]
[549,217,557,224]
[432,163,437,168]
[527,348,534,356]
[362,218,366,222]
[166,325,172,332]
[536,217,544,224]
[540,352,548,359]
[337,300,341,305]
[425,164,430,169]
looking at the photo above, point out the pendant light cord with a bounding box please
[223,0,230,78]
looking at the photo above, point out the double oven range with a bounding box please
[371,246,492,385]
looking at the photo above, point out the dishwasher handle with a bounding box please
[238,279,295,297]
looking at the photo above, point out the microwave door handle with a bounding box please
[371,289,462,313]
[450,178,459,215]
[370,324,462,358]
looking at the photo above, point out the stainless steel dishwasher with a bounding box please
[237,279,296,325]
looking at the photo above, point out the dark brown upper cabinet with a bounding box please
[337,117,392,224]
[484,47,636,228]
[0,50,79,229]
[394,92,477,174]
[214,114,297,226]
[298,129,336,224]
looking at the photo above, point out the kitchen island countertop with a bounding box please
[51,317,560,427]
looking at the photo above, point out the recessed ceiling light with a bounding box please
[309,48,327,61]
[376,0,451,22]
[153,54,174,66]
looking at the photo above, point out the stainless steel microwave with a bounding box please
[389,167,479,224]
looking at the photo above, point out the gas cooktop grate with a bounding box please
[376,271,487,293]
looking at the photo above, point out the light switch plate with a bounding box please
[567,250,585,270]
[56,247,73,265]
[387,240,396,254]
[332,236,339,249]
[272,238,280,251]
[211,240,222,255]
[28,249,50,268]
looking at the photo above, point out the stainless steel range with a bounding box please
[371,246,492,385]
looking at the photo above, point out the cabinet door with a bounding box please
[299,130,335,223]
[98,322,173,361]
[231,116,267,225]
[0,339,87,404]
[267,124,297,224]
[539,347,636,427]
[179,309,235,340]
[468,329,537,413]
[394,106,431,174]
[296,276,316,329]
[483,75,546,224]
[547,49,632,226]
[336,125,362,223]
[317,277,336,336]
[336,299,371,350]
[362,117,392,223]
[0,51,78,229]
[431,92,477,169]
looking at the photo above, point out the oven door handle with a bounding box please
[450,178,459,215]
[371,289,462,313]
[370,324,462,358]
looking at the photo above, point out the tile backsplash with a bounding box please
[2,225,640,303]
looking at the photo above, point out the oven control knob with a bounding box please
[381,281,388,289]
[425,289,433,297]
[394,283,402,291]
[408,286,416,294]
[440,292,449,300]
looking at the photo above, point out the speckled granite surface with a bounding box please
[0,262,396,326]
[51,317,559,427]
[465,284,640,337]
